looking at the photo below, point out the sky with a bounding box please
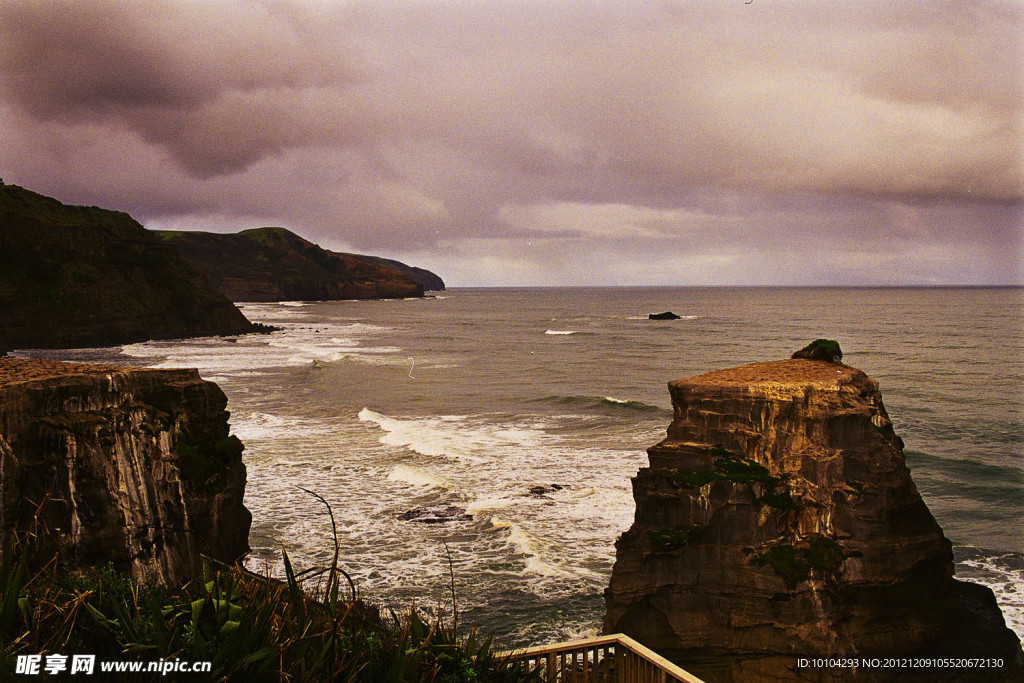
[0,0,1021,286]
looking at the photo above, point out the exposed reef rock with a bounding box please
[0,358,251,587]
[397,505,472,524]
[158,227,442,301]
[649,312,682,320]
[604,357,1023,682]
[0,184,257,354]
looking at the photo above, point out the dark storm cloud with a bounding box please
[0,0,363,176]
[0,0,1020,284]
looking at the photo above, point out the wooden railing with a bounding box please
[501,633,705,683]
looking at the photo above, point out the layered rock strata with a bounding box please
[0,359,251,587]
[604,358,1023,682]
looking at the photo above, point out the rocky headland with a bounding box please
[158,227,443,301]
[604,350,1023,681]
[355,254,446,293]
[0,358,251,586]
[0,184,258,354]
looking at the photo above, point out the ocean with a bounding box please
[18,286,1024,650]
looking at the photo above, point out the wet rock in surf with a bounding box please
[528,484,568,496]
[648,311,682,320]
[398,505,472,524]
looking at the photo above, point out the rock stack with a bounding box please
[604,348,1023,681]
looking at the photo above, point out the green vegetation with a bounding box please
[753,481,797,510]
[711,452,773,484]
[749,536,846,588]
[0,490,537,682]
[791,339,843,363]
[0,183,254,351]
[669,448,798,510]
[668,469,721,487]
[669,447,774,488]
[646,525,703,552]
[0,546,537,682]
[156,227,426,303]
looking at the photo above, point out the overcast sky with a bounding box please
[1,1,1021,286]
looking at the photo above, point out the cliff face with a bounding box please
[0,184,256,353]
[604,359,1023,682]
[0,359,251,587]
[158,227,435,301]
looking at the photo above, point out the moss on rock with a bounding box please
[791,339,843,363]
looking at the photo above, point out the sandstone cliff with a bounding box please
[0,358,251,587]
[158,227,439,301]
[0,184,257,353]
[604,357,1023,682]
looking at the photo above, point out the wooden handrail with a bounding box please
[500,633,705,683]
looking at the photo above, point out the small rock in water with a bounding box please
[398,505,472,524]
[791,338,843,363]
[528,484,568,496]
[648,311,681,320]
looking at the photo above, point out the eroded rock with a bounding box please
[398,505,472,524]
[0,358,251,587]
[604,356,1023,682]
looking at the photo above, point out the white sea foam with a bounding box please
[491,517,549,576]
[358,408,552,463]
[960,553,1024,640]
[465,497,517,515]
[544,330,576,335]
[604,396,628,404]
[387,464,447,490]
[230,411,333,441]
[121,318,398,376]
[491,516,602,581]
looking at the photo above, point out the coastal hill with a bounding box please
[157,227,445,302]
[354,253,446,293]
[605,351,1024,681]
[0,183,257,353]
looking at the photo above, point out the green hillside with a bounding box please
[157,228,433,302]
[0,184,256,352]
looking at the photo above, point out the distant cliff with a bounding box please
[158,228,443,301]
[604,355,1023,682]
[0,184,257,353]
[0,358,251,586]
[353,254,446,292]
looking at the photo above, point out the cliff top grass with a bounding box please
[675,359,863,389]
[155,227,420,292]
[0,184,254,350]
[0,358,131,386]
